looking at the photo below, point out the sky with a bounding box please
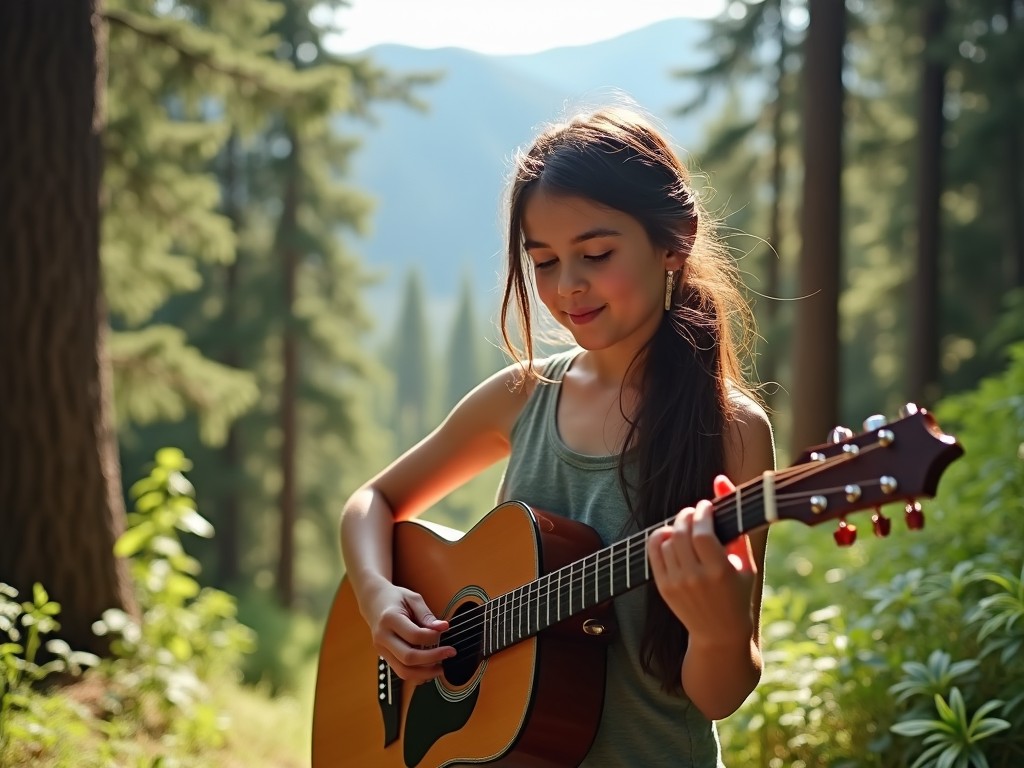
[319,0,727,55]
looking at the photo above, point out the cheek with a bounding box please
[603,263,658,303]
[532,271,561,309]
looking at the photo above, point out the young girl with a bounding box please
[339,104,775,766]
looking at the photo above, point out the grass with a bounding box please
[2,659,318,768]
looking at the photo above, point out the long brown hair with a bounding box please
[500,105,758,692]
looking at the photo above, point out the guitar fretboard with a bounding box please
[472,471,777,656]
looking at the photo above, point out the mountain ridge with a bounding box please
[339,17,725,340]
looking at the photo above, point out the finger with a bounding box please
[408,594,449,631]
[664,508,697,569]
[689,499,723,564]
[380,647,446,684]
[646,526,672,578]
[713,473,735,498]
[383,632,455,669]
[725,534,756,573]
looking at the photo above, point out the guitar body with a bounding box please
[312,501,616,768]
[313,408,966,767]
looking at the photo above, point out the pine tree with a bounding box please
[909,0,949,406]
[0,0,138,655]
[445,273,482,410]
[99,0,436,608]
[391,268,434,451]
[673,0,803,403]
[790,0,845,455]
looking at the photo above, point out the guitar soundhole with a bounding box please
[440,600,484,687]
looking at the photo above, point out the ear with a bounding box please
[664,250,686,272]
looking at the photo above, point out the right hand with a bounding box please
[365,582,455,684]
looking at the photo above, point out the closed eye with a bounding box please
[533,258,557,270]
[584,251,612,262]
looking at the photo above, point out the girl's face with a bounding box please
[522,188,682,356]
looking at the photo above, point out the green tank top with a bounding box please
[498,348,725,767]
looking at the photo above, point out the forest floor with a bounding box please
[2,662,317,767]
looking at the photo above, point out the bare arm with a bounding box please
[647,396,776,720]
[339,363,531,682]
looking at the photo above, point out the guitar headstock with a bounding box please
[779,404,964,544]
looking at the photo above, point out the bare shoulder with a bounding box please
[724,388,776,482]
[448,357,549,439]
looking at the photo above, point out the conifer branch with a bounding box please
[102,8,299,98]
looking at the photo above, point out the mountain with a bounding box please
[337,17,724,341]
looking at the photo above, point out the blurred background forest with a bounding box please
[2,0,1023,766]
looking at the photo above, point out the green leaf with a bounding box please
[114,520,156,557]
[165,572,200,599]
[893,718,944,737]
[155,447,192,472]
[176,509,214,538]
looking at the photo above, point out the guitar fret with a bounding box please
[557,569,562,622]
[644,531,650,581]
[625,539,631,589]
[516,586,523,641]
[568,563,574,615]
[501,592,508,648]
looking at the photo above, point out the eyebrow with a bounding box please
[523,227,622,251]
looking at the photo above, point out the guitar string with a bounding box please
[436,482,878,654]
[433,447,887,653]
[435,452,876,652]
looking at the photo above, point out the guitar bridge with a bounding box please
[377,657,401,747]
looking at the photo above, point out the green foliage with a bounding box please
[110,327,259,446]
[1,449,270,766]
[721,336,1024,766]
[0,584,101,762]
[96,448,255,711]
[390,267,435,449]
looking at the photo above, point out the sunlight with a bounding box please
[318,0,726,55]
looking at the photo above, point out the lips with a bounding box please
[566,306,604,325]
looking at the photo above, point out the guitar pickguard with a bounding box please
[403,679,480,767]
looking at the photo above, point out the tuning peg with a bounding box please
[898,403,920,418]
[871,508,892,537]
[905,500,925,530]
[828,426,854,444]
[833,517,857,547]
[863,414,888,432]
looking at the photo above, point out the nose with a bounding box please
[557,260,586,297]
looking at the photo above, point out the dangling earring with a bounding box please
[664,270,676,311]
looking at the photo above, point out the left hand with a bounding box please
[647,474,757,645]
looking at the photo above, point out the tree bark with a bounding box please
[790,0,845,455]
[217,133,243,588]
[909,0,947,406]
[277,129,300,609]
[762,0,788,403]
[0,0,138,655]
[1004,0,1024,289]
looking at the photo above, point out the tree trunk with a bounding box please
[0,0,138,655]
[1004,0,1024,289]
[762,0,788,403]
[277,129,300,608]
[790,0,845,455]
[217,133,243,588]
[909,0,947,406]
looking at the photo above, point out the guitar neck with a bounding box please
[478,472,777,657]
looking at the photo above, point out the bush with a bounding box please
[720,342,1024,766]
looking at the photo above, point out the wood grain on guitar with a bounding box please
[312,406,964,768]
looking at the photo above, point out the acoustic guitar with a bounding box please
[312,406,964,767]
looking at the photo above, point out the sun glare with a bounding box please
[319,0,725,55]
